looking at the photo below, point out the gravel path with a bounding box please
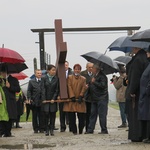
[0,107,149,150]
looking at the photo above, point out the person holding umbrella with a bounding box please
[112,66,127,128]
[85,63,109,134]
[138,46,150,143]
[125,47,148,142]
[0,66,20,137]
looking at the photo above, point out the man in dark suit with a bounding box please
[80,62,93,132]
[0,68,20,137]
[125,48,148,142]
[27,69,45,133]
[59,61,72,132]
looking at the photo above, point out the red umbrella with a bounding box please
[0,47,25,63]
[11,72,28,80]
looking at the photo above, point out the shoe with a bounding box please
[45,131,49,136]
[34,130,38,133]
[131,139,142,142]
[50,130,54,136]
[118,123,127,128]
[98,130,108,134]
[84,131,93,134]
[143,138,150,143]
[2,134,15,137]
[16,125,22,128]
[60,129,65,132]
[39,130,44,133]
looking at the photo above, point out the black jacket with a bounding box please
[27,78,45,106]
[88,71,108,102]
[42,75,59,112]
[3,75,20,119]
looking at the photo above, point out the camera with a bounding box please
[110,75,116,82]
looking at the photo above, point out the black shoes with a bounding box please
[50,130,54,136]
[84,131,93,134]
[16,125,22,128]
[60,129,66,132]
[118,123,127,128]
[143,138,150,143]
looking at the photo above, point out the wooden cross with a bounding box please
[55,19,68,99]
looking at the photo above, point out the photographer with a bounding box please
[112,66,127,128]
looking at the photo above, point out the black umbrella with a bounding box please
[131,29,150,42]
[108,36,150,53]
[0,62,28,73]
[81,51,119,75]
[114,56,132,65]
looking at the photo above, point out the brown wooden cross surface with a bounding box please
[55,19,68,99]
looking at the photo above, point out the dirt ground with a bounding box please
[0,107,149,150]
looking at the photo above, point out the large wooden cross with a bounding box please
[55,19,68,99]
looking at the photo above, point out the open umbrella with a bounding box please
[11,72,28,80]
[0,47,25,63]
[131,29,150,42]
[0,62,28,73]
[114,56,132,65]
[108,36,150,53]
[81,51,119,75]
[30,70,47,79]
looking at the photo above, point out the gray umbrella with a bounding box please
[131,29,150,42]
[114,56,132,65]
[81,51,119,75]
[108,36,150,53]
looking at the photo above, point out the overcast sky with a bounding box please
[0,0,149,84]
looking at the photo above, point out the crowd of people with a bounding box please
[0,46,150,144]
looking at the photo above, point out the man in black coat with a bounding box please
[0,69,20,137]
[85,64,109,134]
[126,48,148,142]
[80,62,93,132]
[27,69,45,133]
[138,46,150,143]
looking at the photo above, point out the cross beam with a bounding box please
[31,26,141,33]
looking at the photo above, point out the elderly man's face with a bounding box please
[92,67,97,75]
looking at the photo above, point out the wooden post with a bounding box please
[55,19,68,99]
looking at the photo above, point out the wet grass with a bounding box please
[109,101,119,110]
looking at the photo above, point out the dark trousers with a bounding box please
[68,112,85,134]
[59,103,70,131]
[32,106,45,132]
[0,119,12,136]
[45,112,56,131]
[85,102,91,132]
[88,100,108,132]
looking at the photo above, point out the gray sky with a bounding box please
[0,0,149,84]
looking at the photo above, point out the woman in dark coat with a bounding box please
[42,64,59,136]
[138,47,150,143]
[126,48,148,142]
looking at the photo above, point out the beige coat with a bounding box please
[113,74,126,102]
[63,74,86,113]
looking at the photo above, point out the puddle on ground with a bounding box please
[0,143,56,149]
